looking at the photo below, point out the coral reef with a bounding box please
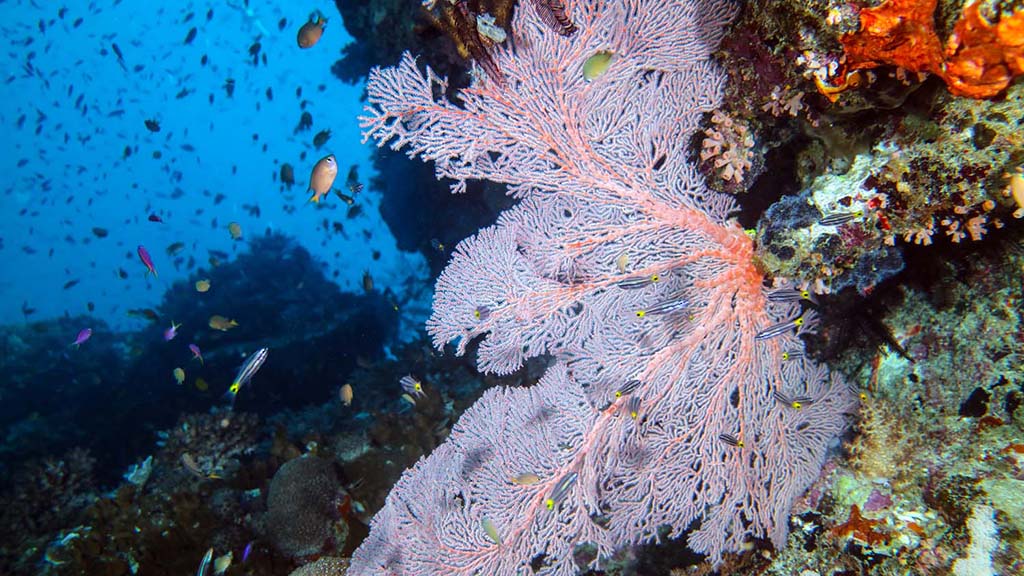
[0,448,97,572]
[708,0,1023,293]
[289,556,350,576]
[151,409,260,491]
[759,230,1024,575]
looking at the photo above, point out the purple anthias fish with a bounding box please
[71,328,92,348]
[137,245,158,277]
[163,321,182,341]
[189,343,204,364]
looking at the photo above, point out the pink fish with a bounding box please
[70,328,92,348]
[163,321,182,341]
[137,245,158,277]
[189,343,204,364]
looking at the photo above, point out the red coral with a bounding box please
[831,504,889,546]
[944,1,1024,98]
[840,0,945,75]
[825,0,1024,99]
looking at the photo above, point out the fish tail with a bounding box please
[308,193,320,204]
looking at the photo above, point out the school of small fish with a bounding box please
[4,1,388,342]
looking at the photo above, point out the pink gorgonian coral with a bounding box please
[353,0,857,573]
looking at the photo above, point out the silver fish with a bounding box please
[643,296,690,316]
[819,210,863,226]
[400,374,425,398]
[545,471,578,511]
[616,274,660,289]
[773,390,813,409]
[754,317,803,341]
[765,287,815,303]
[718,433,743,447]
[224,347,269,404]
[615,379,641,398]
[781,349,805,361]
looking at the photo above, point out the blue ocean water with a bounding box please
[0,0,428,331]
[0,4,442,571]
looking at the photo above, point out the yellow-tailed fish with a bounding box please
[583,50,614,82]
[208,315,239,331]
[195,279,211,293]
[173,367,186,385]
[228,222,242,240]
[511,473,541,485]
[615,252,629,274]
[308,154,338,203]
[213,551,232,575]
[481,517,501,545]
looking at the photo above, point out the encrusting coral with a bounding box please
[824,0,1024,99]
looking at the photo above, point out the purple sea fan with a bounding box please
[354,0,857,573]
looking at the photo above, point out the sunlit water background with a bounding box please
[0,0,429,334]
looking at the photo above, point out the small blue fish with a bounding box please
[636,295,689,318]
